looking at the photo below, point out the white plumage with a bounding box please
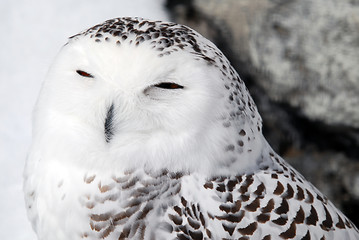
[24,17,359,240]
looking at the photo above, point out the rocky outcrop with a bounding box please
[166,0,359,226]
[249,0,359,128]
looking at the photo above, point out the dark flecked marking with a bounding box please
[225,193,233,203]
[98,182,114,193]
[222,223,235,236]
[273,182,285,195]
[345,219,353,228]
[118,226,131,239]
[239,175,254,194]
[178,225,189,235]
[279,221,296,239]
[227,179,237,192]
[216,183,226,192]
[294,206,305,224]
[137,203,153,220]
[112,175,130,184]
[90,213,111,221]
[317,194,324,202]
[169,214,182,225]
[262,235,271,240]
[296,185,305,201]
[84,174,96,184]
[90,222,103,231]
[188,218,200,230]
[124,198,142,208]
[245,197,260,212]
[300,230,311,240]
[271,173,278,179]
[226,144,235,152]
[272,216,287,225]
[189,230,203,240]
[216,211,245,223]
[254,183,265,196]
[174,206,182,216]
[237,222,257,235]
[320,206,333,231]
[206,229,212,239]
[275,198,289,215]
[121,177,137,189]
[236,175,243,183]
[257,213,270,223]
[305,190,314,204]
[261,199,275,213]
[181,197,187,207]
[240,194,250,202]
[204,182,213,189]
[230,200,241,213]
[336,215,346,229]
[306,206,319,226]
[169,172,184,179]
[199,212,206,226]
[238,237,249,240]
[185,206,194,219]
[219,204,231,214]
[282,184,294,199]
[101,225,115,238]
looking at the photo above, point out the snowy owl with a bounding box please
[24,17,359,240]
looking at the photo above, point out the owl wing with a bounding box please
[163,167,359,240]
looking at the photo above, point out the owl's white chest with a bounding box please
[24,158,187,240]
[24,160,101,240]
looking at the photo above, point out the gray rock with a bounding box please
[250,0,359,128]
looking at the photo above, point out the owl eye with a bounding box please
[76,70,94,78]
[154,82,184,89]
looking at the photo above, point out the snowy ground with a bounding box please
[0,1,168,239]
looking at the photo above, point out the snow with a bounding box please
[0,1,168,239]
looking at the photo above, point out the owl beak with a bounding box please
[104,103,114,143]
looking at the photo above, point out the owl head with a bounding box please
[30,17,263,175]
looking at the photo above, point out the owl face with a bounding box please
[30,18,263,175]
[33,34,233,173]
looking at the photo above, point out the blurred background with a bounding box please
[1,0,358,239]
